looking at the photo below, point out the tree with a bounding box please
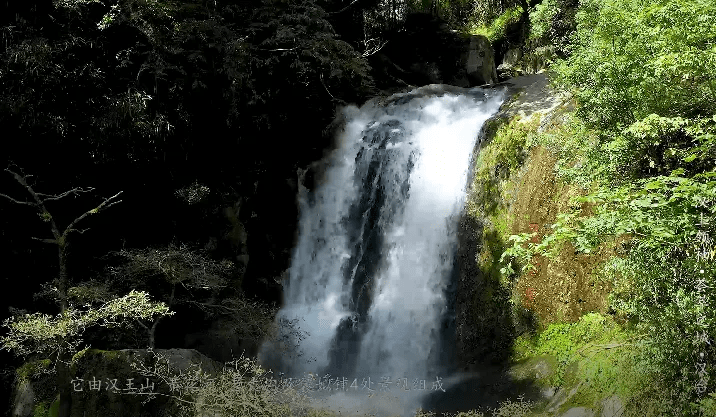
[0,165,168,417]
[103,242,297,350]
[105,244,235,348]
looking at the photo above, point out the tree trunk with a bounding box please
[57,347,72,417]
[58,238,69,312]
[57,240,72,417]
[518,0,530,46]
[149,317,161,349]
[147,283,173,348]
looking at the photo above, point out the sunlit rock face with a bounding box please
[259,85,505,417]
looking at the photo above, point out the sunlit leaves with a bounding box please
[555,0,716,131]
[1,291,173,357]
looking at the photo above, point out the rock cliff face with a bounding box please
[454,73,572,369]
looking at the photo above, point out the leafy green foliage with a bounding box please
[500,0,716,412]
[1,291,173,357]
[528,0,577,58]
[503,139,716,413]
[103,243,283,348]
[553,0,716,132]
[465,0,525,29]
[466,6,523,43]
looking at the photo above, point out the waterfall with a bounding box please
[258,85,505,417]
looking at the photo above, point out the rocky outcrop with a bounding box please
[497,47,524,80]
[10,360,55,417]
[69,349,224,417]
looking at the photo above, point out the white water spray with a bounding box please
[259,85,505,417]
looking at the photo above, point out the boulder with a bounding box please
[68,349,225,417]
[408,61,442,85]
[75,349,227,417]
[503,47,522,67]
[497,62,523,81]
[496,47,524,80]
[463,35,498,86]
[11,379,35,417]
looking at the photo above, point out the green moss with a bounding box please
[33,402,48,417]
[48,396,59,417]
[462,113,544,363]
[32,395,59,417]
[70,348,128,376]
[71,347,91,363]
[469,114,540,287]
[16,359,52,382]
[510,312,650,414]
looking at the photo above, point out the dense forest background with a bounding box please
[1,0,715,416]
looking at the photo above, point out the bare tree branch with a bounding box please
[328,0,361,14]
[181,299,239,313]
[256,46,299,52]
[64,192,123,234]
[5,168,62,240]
[31,237,58,244]
[67,228,91,235]
[319,73,347,105]
[135,318,150,331]
[36,187,95,202]
[362,39,388,57]
[0,192,34,206]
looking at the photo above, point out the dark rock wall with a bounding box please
[368,12,497,92]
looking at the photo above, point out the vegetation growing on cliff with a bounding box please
[490,0,716,415]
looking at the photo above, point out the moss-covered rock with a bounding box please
[11,359,55,417]
[9,349,224,417]
[68,348,223,417]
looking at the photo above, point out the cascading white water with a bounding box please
[259,85,505,417]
